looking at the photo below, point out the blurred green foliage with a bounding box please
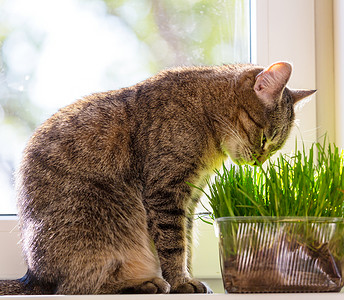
[104,0,249,70]
[0,0,250,213]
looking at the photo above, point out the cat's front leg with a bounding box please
[145,198,212,293]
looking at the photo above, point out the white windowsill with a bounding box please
[0,216,343,298]
[0,293,343,300]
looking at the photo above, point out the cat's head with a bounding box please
[222,62,316,165]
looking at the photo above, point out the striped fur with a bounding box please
[0,63,314,295]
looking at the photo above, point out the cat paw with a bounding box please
[121,277,170,294]
[171,279,213,294]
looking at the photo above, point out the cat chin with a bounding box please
[223,144,256,166]
[234,158,256,166]
[227,153,255,166]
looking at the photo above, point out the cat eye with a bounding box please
[261,133,267,149]
[271,130,278,141]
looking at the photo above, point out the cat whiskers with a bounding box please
[243,147,253,161]
[211,114,253,160]
[213,114,257,163]
[211,114,244,146]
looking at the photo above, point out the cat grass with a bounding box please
[194,141,344,220]
[193,141,344,293]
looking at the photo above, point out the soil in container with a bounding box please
[221,236,343,293]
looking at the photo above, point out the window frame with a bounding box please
[0,0,324,292]
[334,0,344,147]
[252,0,317,154]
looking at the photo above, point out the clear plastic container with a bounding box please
[215,216,344,293]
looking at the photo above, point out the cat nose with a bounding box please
[253,154,262,164]
[253,153,268,165]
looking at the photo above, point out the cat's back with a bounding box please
[33,88,133,145]
[17,64,256,186]
[16,88,138,213]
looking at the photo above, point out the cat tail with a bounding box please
[0,279,31,295]
[0,271,54,295]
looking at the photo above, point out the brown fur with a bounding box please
[0,63,315,295]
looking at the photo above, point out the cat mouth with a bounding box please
[224,144,268,166]
[231,153,268,166]
[226,149,252,166]
[230,156,255,166]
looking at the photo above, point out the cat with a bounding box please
[0,62,315,295]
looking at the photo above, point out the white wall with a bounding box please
[334,0,344,148]
[0,217,26,279]
[253,0,317,152]
[314,0,335,143]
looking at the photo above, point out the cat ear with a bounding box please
[254,62,292,105]
[289,89,317,104]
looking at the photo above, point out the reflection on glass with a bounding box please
[0,0,250,214]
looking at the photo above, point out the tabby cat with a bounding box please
[0,62,315,295]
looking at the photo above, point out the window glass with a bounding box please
[0,0,251,214]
